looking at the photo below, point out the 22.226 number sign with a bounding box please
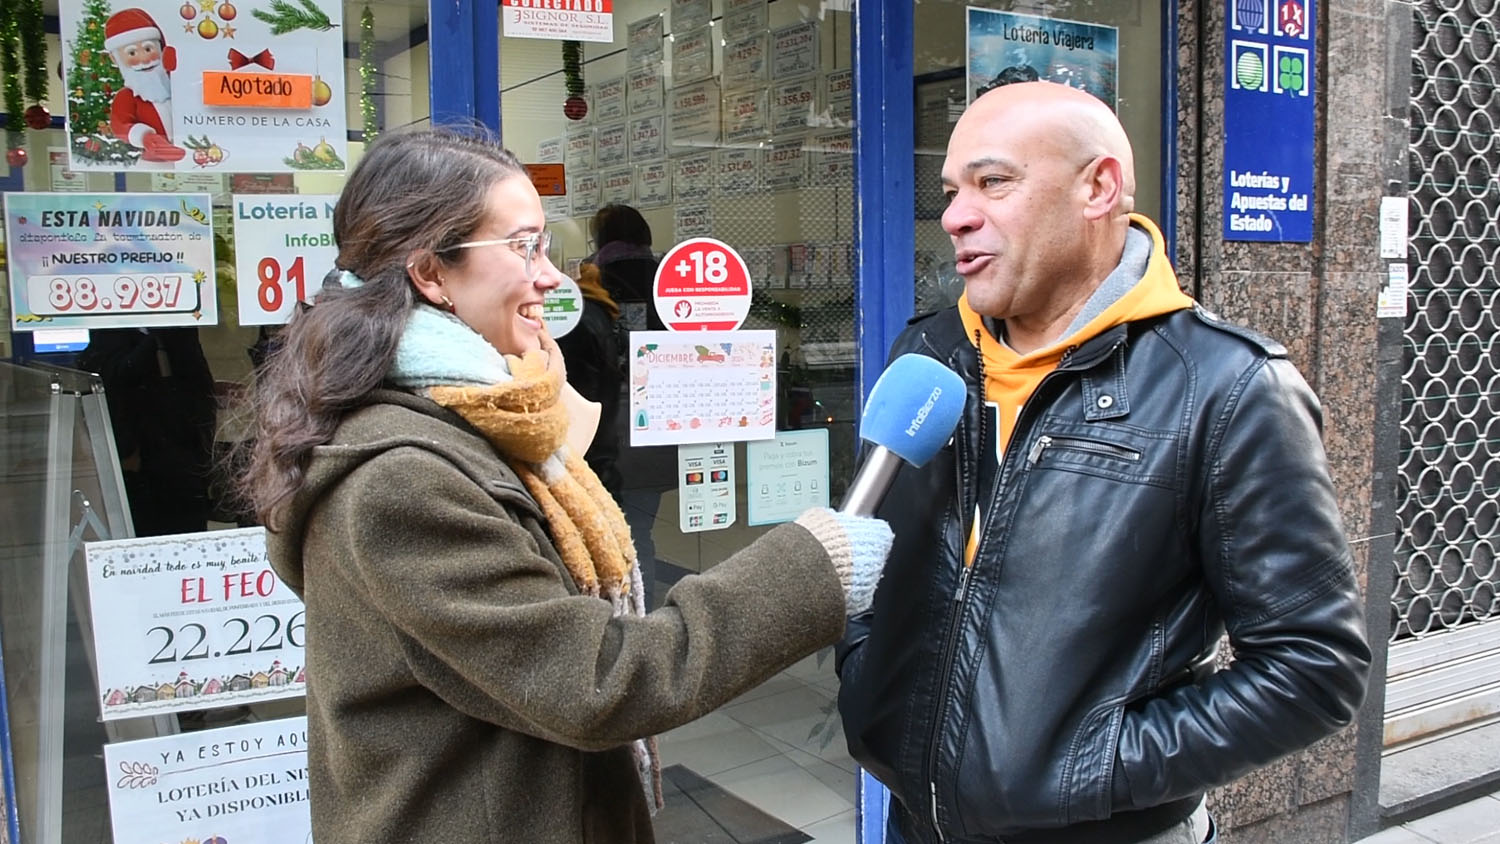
[85,528,308,721]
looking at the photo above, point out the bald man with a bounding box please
[836,82,1370,844]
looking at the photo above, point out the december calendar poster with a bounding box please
[629,330,777,447]
[4,192,218,331]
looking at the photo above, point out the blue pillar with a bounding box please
[428,0,501,132]
[853,0,916,412]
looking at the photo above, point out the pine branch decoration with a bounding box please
[1,3,22,138]
[359,5,377,142]
[252,0,336,35]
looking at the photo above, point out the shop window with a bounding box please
[500,0,860,606]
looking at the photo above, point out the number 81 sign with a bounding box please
[233,194,339,325]
[653,237,754,331]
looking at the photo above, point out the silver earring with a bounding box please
[440,295,456,313]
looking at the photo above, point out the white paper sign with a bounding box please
[630,113,666,160]
[1380,196,1409,259]
[718,148,761,195]
[104,717,311,844]
[537,136,563,163]
[747,429,830,525]
[600,166,634,204]
[1378,262,1409,318]
[637,161,672,208]
[772,21,820,79]
[764,139,806,189]
[674,151,716,201]
[502,0,613,42]
[821,68,854,126]
[723,34,770,86]
[628,15,665,66]
[629,330,777,446]
[772,77,819,134]
[671,26,715,87]
[596,122,628,166]
[233,194,338,325]
[566,127,596,170]
[812,131,853,185]
[85,528,306,721]
[628,65,666,114]
[724,88,770,144]
[48,147,87,192]
[594,75,627,122]
[570,174,602,218]
[671,0,713,32]
[678,442,736,532]
[670,80,722,149]
[722,0,769,39]
[674,202,713,239]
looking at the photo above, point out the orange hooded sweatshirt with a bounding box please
[958,214,1194,563]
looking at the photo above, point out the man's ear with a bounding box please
[1081,155,1125,221]
[405,251,448,307]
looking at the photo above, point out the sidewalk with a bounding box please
[1352,788,1500,844]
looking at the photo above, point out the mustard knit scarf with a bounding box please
[343,271,664,810]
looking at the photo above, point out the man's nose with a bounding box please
[941,194,981,236]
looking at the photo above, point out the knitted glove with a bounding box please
[795,508,894,615]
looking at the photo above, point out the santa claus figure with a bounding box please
[104,8,185,162]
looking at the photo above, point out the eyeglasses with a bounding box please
[441,230,554,281]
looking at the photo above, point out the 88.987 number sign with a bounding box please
[84,528,307,721]
[233,194,339,325]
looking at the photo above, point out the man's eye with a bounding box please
[980,175,1004,189]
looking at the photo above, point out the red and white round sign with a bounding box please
[653,237,753,331]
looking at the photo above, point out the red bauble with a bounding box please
[219,2,238,21]
[180,1,197,19]
[6,148,28,168]
[24,105,51,130]
[563,95,588,121]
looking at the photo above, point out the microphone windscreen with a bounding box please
[859,354,968,467]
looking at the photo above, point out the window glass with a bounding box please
[912,0,1163,312]
[500,0,860,606]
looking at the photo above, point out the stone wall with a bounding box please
[1175,1,1409,840]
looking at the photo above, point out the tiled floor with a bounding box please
[656,649,858,843]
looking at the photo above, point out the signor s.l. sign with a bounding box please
[1223,0,1316,242]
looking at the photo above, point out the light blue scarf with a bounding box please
[337,270,511,389]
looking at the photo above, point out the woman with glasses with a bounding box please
[240,128,893,844]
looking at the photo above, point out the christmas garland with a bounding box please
[561,40,586,120]
[359,5,377,142]
[20,0,44,108]
[1,3,20,139]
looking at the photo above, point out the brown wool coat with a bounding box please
[265,390,847,844]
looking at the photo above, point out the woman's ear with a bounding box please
[405,250,447,308]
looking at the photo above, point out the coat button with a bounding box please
[1097,394,1114,409]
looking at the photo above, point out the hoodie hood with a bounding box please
[265,389,538,596]
[957,213,1193,453]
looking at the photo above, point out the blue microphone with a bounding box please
[840,354,968,515]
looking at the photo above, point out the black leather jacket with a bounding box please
[837,305,1371,844]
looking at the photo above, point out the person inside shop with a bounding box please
[80,327,216,537]
[555,262,625,501]
[587,203,663,332]
[240,127,893,844]
[835,82,1371,844]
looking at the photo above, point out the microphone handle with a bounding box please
[839,446,903,517]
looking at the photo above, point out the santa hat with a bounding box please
[104,8,163,53]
